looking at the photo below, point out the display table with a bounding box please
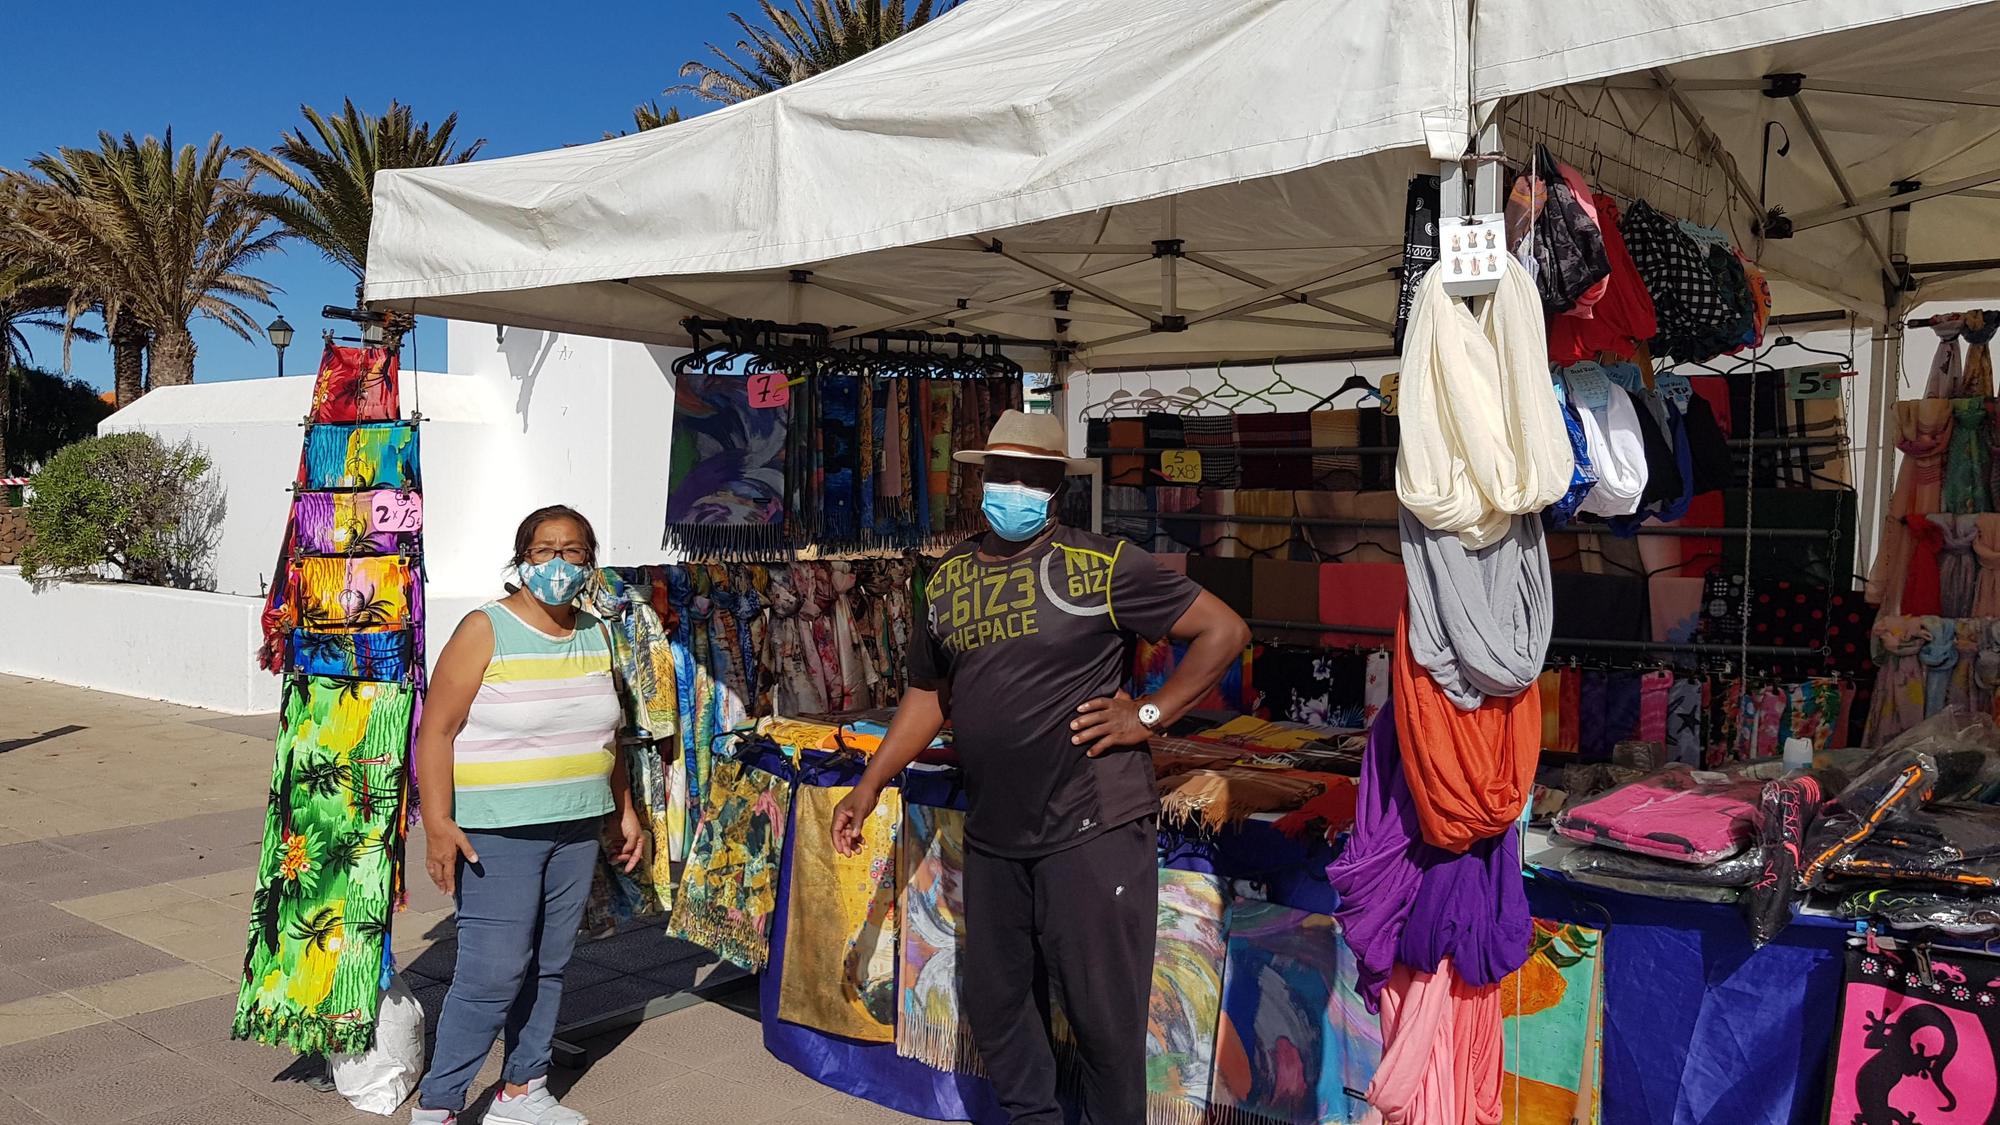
[742,746,1849,1125]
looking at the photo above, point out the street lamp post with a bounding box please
[267,315,294,378]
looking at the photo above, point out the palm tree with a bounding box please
[0,258,99,475]
[605,100,683,141]
[249,100,484,298]
[3,131,282,390]
[676,0,954,106]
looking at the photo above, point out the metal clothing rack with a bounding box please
[1087,436,1849,457]
[1104,510,1837,540]
[1241,617,1829,660]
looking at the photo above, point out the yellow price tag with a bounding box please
[1378,372,1399,416]
[1159,449,1204,483]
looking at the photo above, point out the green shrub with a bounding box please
[20,432,225,590]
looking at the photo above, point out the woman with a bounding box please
[410,506,643,1125]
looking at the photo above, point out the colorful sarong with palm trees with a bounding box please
[300,422,420,490]
[232,676,414,1053]
[308,343,401,423]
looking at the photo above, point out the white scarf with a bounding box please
[1575,382,1648,517]
[1396,259,1576,548]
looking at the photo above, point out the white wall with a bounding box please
[0,568,280,713]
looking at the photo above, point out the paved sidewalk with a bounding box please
[0,676,928,1124]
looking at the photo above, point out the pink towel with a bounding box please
[1638,671,1672,744]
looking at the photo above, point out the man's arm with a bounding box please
[1071,590,1249,755]
[830,686,946,854]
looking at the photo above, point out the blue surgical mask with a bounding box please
[982,481,1056,542]
[517,557,589,605]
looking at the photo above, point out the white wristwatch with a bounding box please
[1136,700,1164,731]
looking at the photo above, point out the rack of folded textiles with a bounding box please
[236,340,424,1054]
[1534,709,2000,947]
[665,318,1026,560]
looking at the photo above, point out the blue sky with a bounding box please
[4,1,745,390]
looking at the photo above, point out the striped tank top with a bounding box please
[452,602,621,830]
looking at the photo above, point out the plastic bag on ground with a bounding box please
[331,974,424,1116]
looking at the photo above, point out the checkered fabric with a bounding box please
[1621,200,1737,361]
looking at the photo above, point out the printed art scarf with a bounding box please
[1146,869,1230,1125]
[896,803,982,1075]
[665,370,791,558]
[665,753,791,970]
[307,342,400,423]
[1964,310,2000,399]
[777,785,901,1042]
[1498,921,1605,1125]
[1926,315,1967,399]
[233,677,414,1053]
[1211,902,1381,1125]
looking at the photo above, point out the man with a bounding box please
[832,410,1249,1124]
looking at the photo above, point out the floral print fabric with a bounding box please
[233,677,414,1053]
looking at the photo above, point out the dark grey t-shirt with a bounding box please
[909,528,1201,858]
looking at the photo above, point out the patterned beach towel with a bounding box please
[308,343,400,423]
[292,490,422,556]
[897,802,982,1074]
[1149,869,1230,1125]
[233,676,414,1054]
[1501,920,1605,1125]
[300,423,420,490]
[665,371,790,558]
[290,556,416,632]
[777,785,902,1042]
[1212,902,1381,1125]
[665,755,791,970]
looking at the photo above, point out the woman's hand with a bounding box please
[424,817,479,895]
[610,806,647,874]
[831,784,882,856]
[1070,695,1152,757]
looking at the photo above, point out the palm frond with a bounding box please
[672,0,956,106]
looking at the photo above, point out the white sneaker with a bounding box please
[409,1110,455,1125]
[483,1077,588,1125]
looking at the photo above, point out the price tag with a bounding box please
[370,490,423,532]
[1655,373,1694,410]
[1439,213,1507,298]
[1604,362,1647,392]
[747,372,796,409]
[1563,362,1613,410]
[1787,365,1844,400]
[1378,373,1399,416]
[1159,449,1204,483]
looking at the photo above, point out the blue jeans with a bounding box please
[418,817,600,1112]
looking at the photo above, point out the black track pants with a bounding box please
[961,816,1158,1125]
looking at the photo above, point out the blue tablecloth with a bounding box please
[742,747,1848,1125]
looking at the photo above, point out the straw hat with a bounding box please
[952,409,1095,473]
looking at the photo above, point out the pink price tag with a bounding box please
[747,372,794,409]
[370,490,423,532]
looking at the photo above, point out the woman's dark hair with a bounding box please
[510,505,599,568]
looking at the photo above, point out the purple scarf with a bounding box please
[1327,700,1532,1010]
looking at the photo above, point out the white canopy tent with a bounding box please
[366,0,2000,372]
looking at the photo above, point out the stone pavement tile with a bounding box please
[0,1020,162,1083]
[118,994,240,1048]
[169,1033,328,1101]
[0,842,155,899]
[0,898,75,939]
[188,713,281,739]
[546,1037,690,1110]
[612,999,765,1070]
[162,808,266,853]
[53,883,209,922]
[169,868,260,905]
[141,920,253,964]
[0,968,46,1006]
[0,915,151,962]
[123,1087,308,1124]
[789,1092,935,1123]
[0,842,78,885]
[2,801,147,842]
[587,1066,815,1125]
[92,909,201,946]
[66,964,234,1019]
[696,1044,845,1106]
[14,1049,221,1124]
[14,936,182,992]
[0,1095,55,1122]
[198,954,251,984]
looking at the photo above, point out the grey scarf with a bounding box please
[1399,505,1552,709]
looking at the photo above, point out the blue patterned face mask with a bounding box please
[517,557,589,605]
[982,482,1055,542]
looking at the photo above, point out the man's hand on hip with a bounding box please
[1071,695,1151,758]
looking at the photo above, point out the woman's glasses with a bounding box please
[524,547,590,565]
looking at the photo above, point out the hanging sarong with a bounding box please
[308,343,401,423]
[1146,869,1229,1125]
[300,423,420,490]
[288,629,413,682]
[233,676,413,1054]
[664,371,790,558]
[777,785,902,1043]
[927,382,958,533]
[1825,944,2000,1125]
[289,556,416,632]
[819,374,861,547]
[292,490,423,555]
[1211,902,1381,1125]
[665,754,791,970]
[896,803,982,1075]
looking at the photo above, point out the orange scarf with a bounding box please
[1392,615,1540,851]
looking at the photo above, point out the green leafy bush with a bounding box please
[20,432,225,590]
